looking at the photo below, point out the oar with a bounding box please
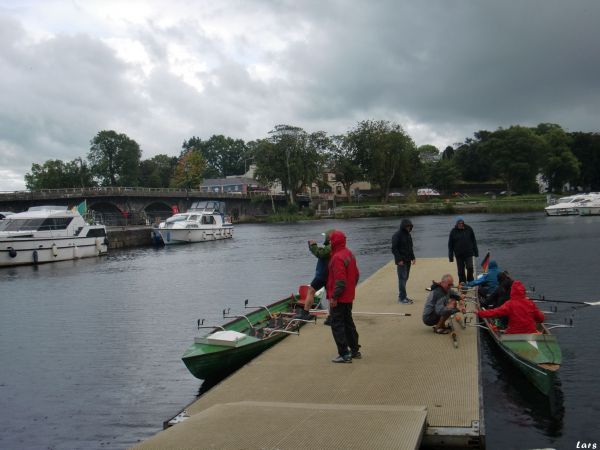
[534,296,600,306]
[308,309,411,317]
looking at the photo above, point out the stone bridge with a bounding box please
[0,187,291,225]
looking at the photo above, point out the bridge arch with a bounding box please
[89,201,126,226]
[144,201,175,225]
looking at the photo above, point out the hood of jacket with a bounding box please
[488,260,498,270]
[322,229,335,244]
[329,229,347,252]
[400,218,413,231]
[510,280,527,301]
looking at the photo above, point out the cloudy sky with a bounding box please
[1,0,599,190]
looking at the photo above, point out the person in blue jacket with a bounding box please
[295,230,333,320]
[463,260,500,300]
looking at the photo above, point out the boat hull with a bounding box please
[0,236,108,267]
[182,332,288,380]
[182,293,315,381]
[578,206,600,216]
[481,318,561,396]
[158,226,233,245]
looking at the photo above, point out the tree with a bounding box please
[569,132,600,190]
[170,150,206,189]
[25,158,95,190]
[139,154,178,188]
[254,125,325,204]
[453,133,494,182]
[485,126,545,193]
[88,130,142,186]
[348,120,415,202]
[328,135,363,202]
[183,135,249,178]
[429,158,461,193]
[535,125,579,192]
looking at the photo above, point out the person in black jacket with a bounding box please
[391,218,416,304]
[448,216,478,284]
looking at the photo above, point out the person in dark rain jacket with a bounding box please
[448,217,478,283]
[391,219,416,304]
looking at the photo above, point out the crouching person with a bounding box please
[423,274,464,334]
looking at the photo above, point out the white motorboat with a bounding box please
[544,194,599,216]
[0,205,108,267]
[157,200,233,245]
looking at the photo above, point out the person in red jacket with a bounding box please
[326,230,360,363]
[477,280,544,334]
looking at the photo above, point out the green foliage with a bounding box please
[347,120,416,201]
[485,126,545,193]
[170,150,206,189]
[328,135,362,201]
[536,125,579,192]
[88,130,142,186]
[254,125,325,203]
[429,158,461,193]
[453,132,494,182]
[25,158,95,190]
[183,135,249,178]
[569,132,600,190]
[139,154,178,188]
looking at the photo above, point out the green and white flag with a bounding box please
[76,200,87,215]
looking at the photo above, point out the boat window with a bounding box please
[39,217,74,231]
[166,215,187,223]
[0,218,45,231]
[188,215,199,221]
[85,228,106,237]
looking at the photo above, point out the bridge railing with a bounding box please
[0,187,286,200]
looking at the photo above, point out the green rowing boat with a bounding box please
[182,288,322,381]
[479,315,562,396]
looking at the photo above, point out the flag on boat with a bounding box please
[481,252,490,272]
[72,200,87,216]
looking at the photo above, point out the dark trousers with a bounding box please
[456,256,474,283]
[330,302,359,357]
[396,262,411,300]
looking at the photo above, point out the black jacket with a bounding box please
[448,224,478,259]
[391,219,415,263]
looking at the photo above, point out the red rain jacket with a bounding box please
[326,230,359,303]
[478,280,545,334]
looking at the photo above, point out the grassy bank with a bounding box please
[236,195,546,223]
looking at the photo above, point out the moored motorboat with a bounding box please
[0,204,108,267]
[182,288,323,381]
[157,200,233,245]
[544,193,600,216]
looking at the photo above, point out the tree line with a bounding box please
[25,121,600,203]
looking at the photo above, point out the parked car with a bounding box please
[417,188,440,196]
[389,192,404,197]
[500,191,517,196]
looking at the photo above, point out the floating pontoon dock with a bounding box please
[134,258,484,449]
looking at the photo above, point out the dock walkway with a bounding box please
[134,258,483,449]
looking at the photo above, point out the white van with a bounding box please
[417,188,440,196]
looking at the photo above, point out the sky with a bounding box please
[1,0,600,191]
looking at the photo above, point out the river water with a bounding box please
[1,212,599,449]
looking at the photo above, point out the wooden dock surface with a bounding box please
[133,258,483,449]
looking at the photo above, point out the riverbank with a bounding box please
[238,196,546,223]
[107,198,546,247]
